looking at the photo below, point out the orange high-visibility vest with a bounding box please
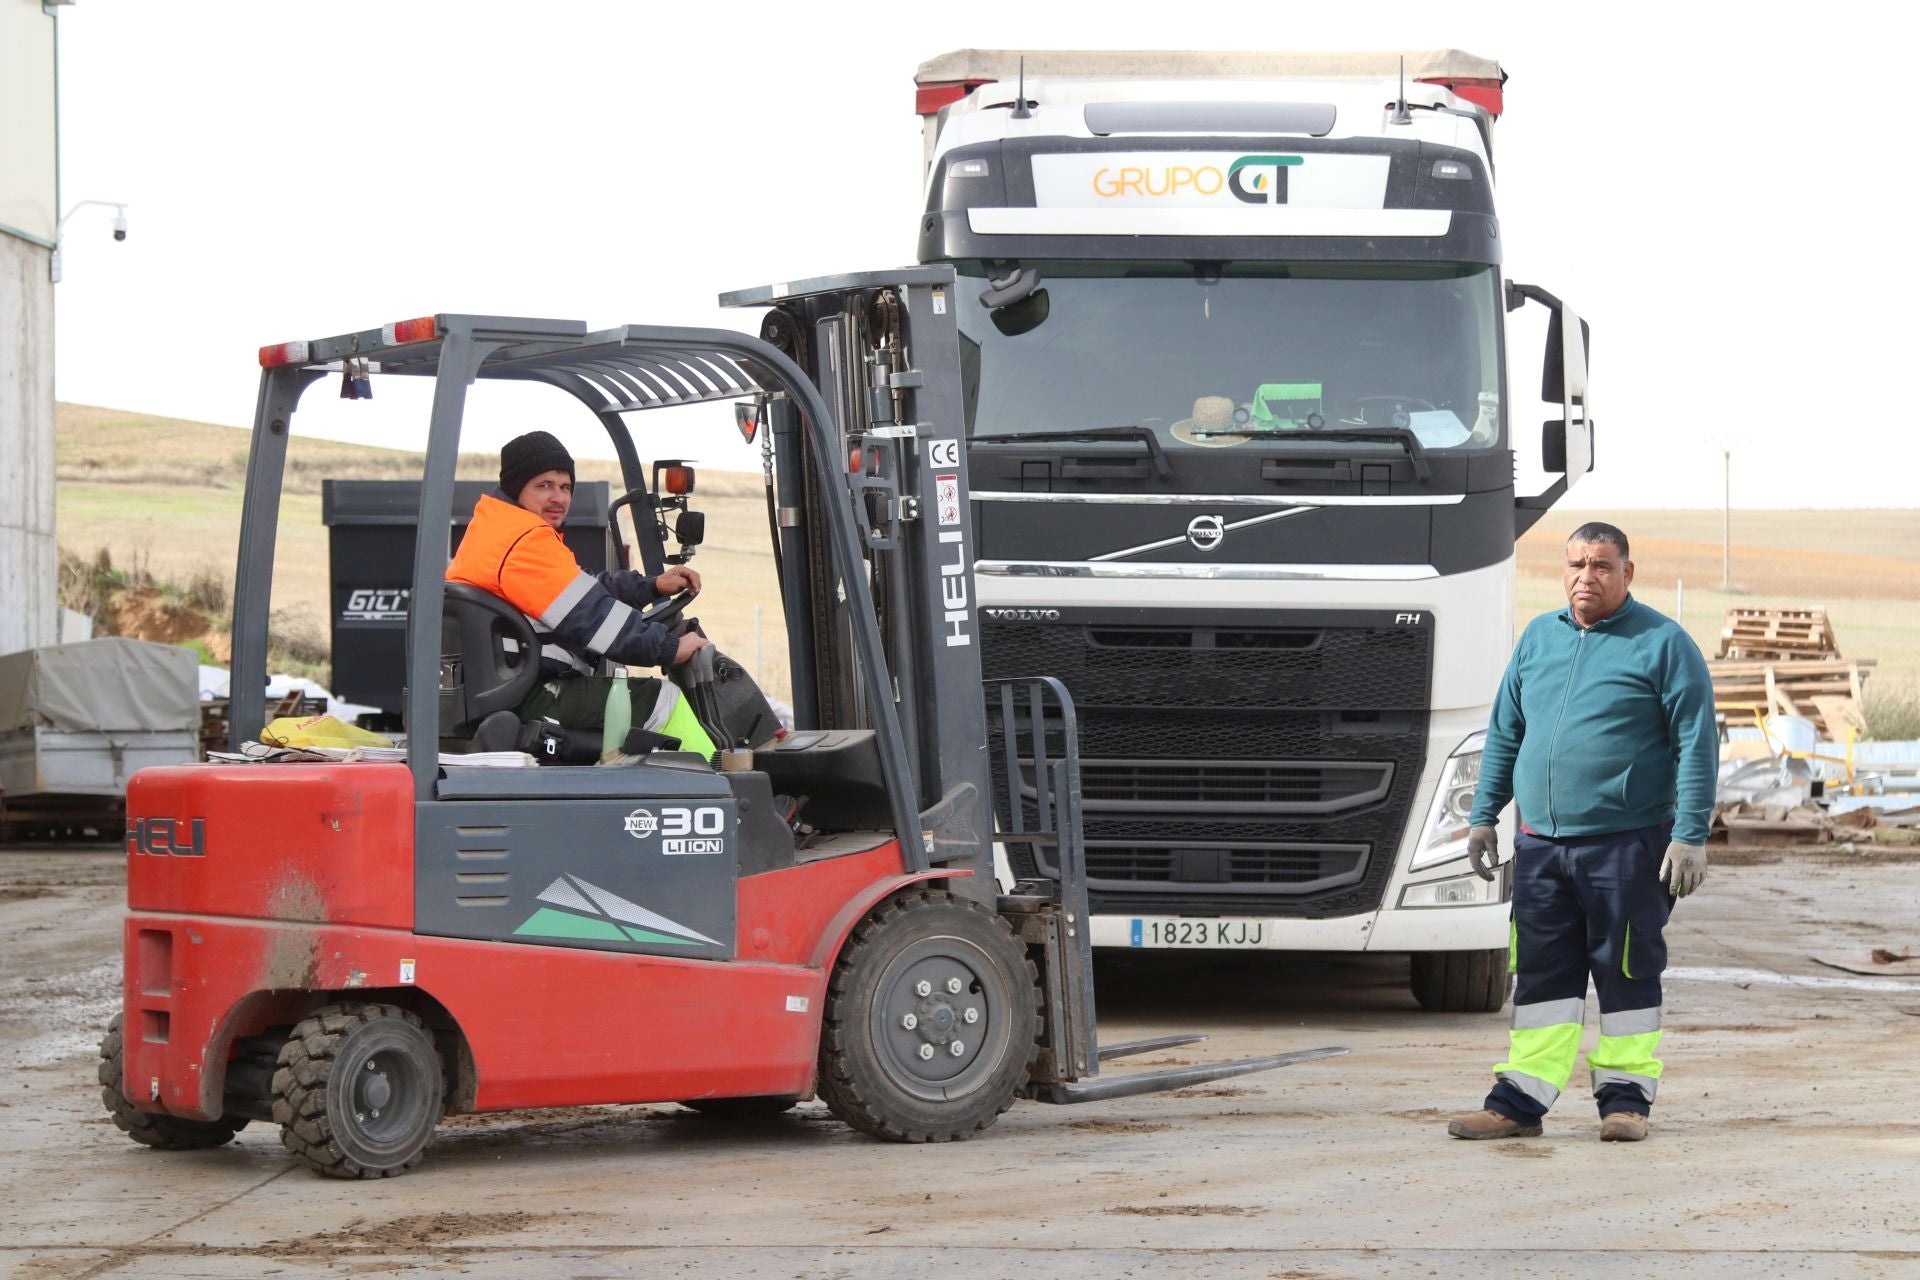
[446,493,675,674]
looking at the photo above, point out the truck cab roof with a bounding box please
[916,49,1504,174]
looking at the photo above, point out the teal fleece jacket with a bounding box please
[1469,595,1718,846]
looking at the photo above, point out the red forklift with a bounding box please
[101,270,1343,1177]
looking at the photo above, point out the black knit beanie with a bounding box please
[499,431,575,501]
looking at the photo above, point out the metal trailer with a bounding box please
[103,291,1342,1179]
[0,638,199,839]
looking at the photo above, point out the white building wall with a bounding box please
[1,231,57,657]
[1,1,60,658]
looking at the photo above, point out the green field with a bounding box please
[55,404,1918,717]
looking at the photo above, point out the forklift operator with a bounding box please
[446,430,716,756]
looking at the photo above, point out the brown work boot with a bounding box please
[1447,1108,1543,1140]
[1600,1111,1648,1142]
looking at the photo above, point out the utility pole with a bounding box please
[1713,436,1743,593]
[1722,443,1731,592]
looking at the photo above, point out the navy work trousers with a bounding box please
[1485,822,1676,1123]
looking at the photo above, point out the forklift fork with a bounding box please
[985,677,1349,1103]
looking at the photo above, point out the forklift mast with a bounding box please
[721,269,995,899]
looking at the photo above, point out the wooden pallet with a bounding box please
[1708,657,1872,737]
[1718,606,1840,662]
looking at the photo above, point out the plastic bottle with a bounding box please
[600,666,631,759]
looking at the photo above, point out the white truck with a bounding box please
[910,50,1593,1010]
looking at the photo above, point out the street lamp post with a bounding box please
[50,199,129,283]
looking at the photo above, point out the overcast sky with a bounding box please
[49,2,1914,509]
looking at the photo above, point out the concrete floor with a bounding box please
[2,846,1917,1279]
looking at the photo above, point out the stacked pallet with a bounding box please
[1709,657,1874,738]
[1718,606,1840,661]
[1708,606,1871,738]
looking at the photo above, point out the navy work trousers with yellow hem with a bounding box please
[1485,822,1675,1123]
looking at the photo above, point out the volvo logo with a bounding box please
[1186,514,1226,553]
[982,608,1061,622]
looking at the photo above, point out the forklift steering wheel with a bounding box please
[637,589,696,628]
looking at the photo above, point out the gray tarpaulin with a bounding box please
[0,638,199,734]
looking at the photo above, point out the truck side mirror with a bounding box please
[1541,303,1593,477]
[1511,282,1593,479]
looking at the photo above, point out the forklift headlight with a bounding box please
[1408,733,1485,871]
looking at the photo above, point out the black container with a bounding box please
[322,480,614,721]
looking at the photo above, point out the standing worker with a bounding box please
[1446,522,1716,1143]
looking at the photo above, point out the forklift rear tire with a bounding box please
[1410,948,1512,1013]
[817,889,1040,1142]
[677,1096,801,1119]
[272,1003,443,1179]
[98,1014,247,1150]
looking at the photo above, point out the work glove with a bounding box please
[1467,825,1500,882]
[1659,841,1708,897]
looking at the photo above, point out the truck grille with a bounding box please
[1083,842,1367,894]
[1031,758,1392,814]
[983,614,1431,919]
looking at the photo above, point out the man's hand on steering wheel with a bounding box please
[654,565,701,596]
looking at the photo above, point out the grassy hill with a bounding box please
[55,404,788,696]
[54,404,1918,723]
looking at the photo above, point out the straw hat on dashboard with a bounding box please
[1170,396,1246,448]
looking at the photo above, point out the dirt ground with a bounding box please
[2,846,1917,1280]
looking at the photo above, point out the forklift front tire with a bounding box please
[817,889,1040,1143]
[273,1003,444,1179]
[98,1014,247,1151]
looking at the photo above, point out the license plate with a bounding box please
[1129,918,1266,948]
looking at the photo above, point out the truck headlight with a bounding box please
[1399,866,1505,907]
[1408,733,1485,871]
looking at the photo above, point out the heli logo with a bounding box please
[128,817,205,858]
[983,608,1061,622]
[1229,155,1304,205]
[1186,514,1226,553]
[928,437,972,649]
[343,587,410,623]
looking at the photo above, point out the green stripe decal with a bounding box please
[1508,917,1519,974]
[1623,923,1633,979]
[620,925,701,946]
[515,907,628,942]
[1228,154,1305,172]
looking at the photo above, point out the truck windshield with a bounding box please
[955,261,1502,455]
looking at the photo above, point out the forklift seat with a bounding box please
[439,582,541,738]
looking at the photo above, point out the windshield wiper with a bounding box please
[1188,426,1432,485]
[974,426,1172,481]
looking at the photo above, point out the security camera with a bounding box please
[113,212,127,242]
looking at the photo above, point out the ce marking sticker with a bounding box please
[927,438,960,469]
